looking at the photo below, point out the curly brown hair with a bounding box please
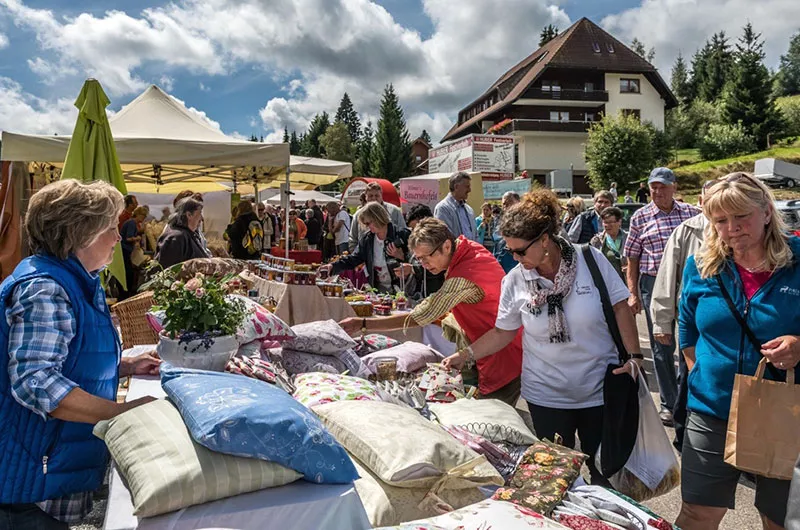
[499,189,561,240]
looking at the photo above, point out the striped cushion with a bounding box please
[94,399,301,517]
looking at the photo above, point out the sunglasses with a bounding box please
[507,227,548,257]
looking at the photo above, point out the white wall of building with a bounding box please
[604,73,666,130]
[518,134,587,172]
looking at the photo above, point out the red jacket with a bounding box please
[447,236,523,394]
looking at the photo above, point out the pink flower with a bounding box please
[195,288,206,299]
[185,278,202,291]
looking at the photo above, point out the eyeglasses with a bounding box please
[507,227,548,257]
[414,241,444,263]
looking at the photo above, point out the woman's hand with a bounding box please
[761,335,800,370]
[119,351,161,377]
[612,359,642,380]
[386,242,405,260]
[441,350,467,372]
[338,317,363,336]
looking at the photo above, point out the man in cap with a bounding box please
[623,167,700,426]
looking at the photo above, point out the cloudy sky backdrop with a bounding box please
[1,0,798,144]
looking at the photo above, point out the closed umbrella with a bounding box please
[61,79,128,290]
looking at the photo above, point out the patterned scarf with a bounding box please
[525,237,577,343]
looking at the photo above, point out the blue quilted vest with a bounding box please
[0,254,120,503]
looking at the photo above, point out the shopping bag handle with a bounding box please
[755,357,796,385]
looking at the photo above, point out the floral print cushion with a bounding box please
[418,364,466,403]
[362,342,444,375]
[492,440,587,516]
[231,295,295,343]
[293,372,381,409]
[372,500,570,529]
[355,334,401,356]
[274,348,348,376]
[285,319,358,355]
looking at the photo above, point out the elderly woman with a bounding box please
[155,197,207,268]
[321,202,410,293]
[590,206,628,280]
[0,180,158,529]
[225,201,262,260]
[287,209,307,244]
[119,205,148,299]
[440,190,642,482]
[340,217,524,405]
[676,173,800,530]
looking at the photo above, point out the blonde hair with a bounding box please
[359,201,390,227]
[698,172,791,278]
[26,179,123,259]
[132,206,149,218]
[408,217,454,251]
[566,196,585,215]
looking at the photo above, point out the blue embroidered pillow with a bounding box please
[161,364,358,484]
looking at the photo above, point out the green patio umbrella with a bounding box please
[61,78,128,290]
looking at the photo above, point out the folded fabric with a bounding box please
[277,348,348,375]
[418,364,465,403]
[285,319,357,355]
[372,500,569,529]
[293,372,381,409]
[355,334,400,357]
[442,425,520,482]
[161,365,358,484]
[230,294,295,343]
[429,399,537,445]
[313,400,503,491]
[351,455,486,527]
[225,354,294,393]
[492,440,587,516]
[93,399,301,517]
[362,342,444,375]
[331,348,372,378]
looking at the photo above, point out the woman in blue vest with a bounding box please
[0,180,159,529]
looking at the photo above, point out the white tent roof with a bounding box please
[263,189,336,205]
[0,85,351,192]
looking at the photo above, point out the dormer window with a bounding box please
[607,43,615,53]
[592,42,601,53]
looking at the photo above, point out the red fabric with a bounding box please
[447,236,523,395]
[735,263,772,300]
[269,248,322,265]
[342,178,401,207]
[118,209,132,230]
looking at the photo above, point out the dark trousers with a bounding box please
[672,350,689,452]
[527,403,608,485]
[0,505,68,530]
[480,376,521,407]
[639,274,678,411]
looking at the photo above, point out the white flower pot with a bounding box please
[157,333,239,372]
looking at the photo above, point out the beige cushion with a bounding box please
[314,400,503,490]
[94,399,301,517]
[428,399,537,445]
[351,456,485,527]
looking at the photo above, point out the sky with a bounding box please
[1,0,799,145]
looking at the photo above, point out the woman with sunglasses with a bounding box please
[441,189,642,483]
[676,173,800,530]
[338,217,524,405]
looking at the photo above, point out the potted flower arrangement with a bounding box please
[151,270,247,372]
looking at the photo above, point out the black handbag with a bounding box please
[581,245,640,478]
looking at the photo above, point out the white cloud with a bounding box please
[199,82,210,92]
[158,74,175,92]
[601,0,800,75]
[0,32,8,49]
[0,77,77,134]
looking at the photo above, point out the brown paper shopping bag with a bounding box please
[725,358,800,480]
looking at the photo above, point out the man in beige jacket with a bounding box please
[650,179,716,450]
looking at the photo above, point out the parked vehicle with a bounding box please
[755,158,800,189]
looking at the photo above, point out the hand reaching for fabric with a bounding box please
[386,242,404,260]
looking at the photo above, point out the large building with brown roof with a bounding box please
[441,17,677,194]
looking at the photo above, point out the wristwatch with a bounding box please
[630,353,644,360]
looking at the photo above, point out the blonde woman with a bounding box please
[677,173,800,530]
[562,196,586,234]
[0,180,158,528]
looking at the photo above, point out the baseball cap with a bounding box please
[648,167,676,186]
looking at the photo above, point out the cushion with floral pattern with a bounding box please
[355,334,401,357]
[293,372,381,409]
[372,500,569,529]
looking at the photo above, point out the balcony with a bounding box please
[497,119,594,135]
[522,88,609,102]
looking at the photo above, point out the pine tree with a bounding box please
[723,23,781,149]
[698,32,734,102]
[355,122,375,177]
[335,93,361,145]
[248,134,258,142]
[631,38,655,63]
[372,85,412,182]
[539,24,559,47]
[671,52,691,105]
[289,131,301,155]
[776,31,800,96]
[282,127,289,143]
[300,112,330,157]
[420,129,432,145]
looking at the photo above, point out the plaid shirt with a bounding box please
[623,200,700,276]
[408,277,483,327]
[5,278,93,523]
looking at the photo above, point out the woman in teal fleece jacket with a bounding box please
[677,173,800,530]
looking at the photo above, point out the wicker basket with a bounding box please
[112,291,159,349]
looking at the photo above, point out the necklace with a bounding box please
[739,259,767,273]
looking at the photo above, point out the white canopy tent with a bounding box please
[262,189,335,206]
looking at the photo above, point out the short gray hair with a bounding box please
[448,171,471,192]
[502,191,520,202]
[594,190,614,203]
[169,197,203,229]
[26,179,123,259]
[304,208,314,219]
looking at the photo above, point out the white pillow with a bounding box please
[285,319,357,355]
[428,399,537,445]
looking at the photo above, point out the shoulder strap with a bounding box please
[581,244,629,364]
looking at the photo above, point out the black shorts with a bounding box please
[681,412,791,526]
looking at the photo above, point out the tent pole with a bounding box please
[285,167,290,259]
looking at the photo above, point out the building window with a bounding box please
[550,111,570,122]
[606,43,615,53]
[541,80,560,92]
[621,109,641,121]
[620,78,641,94]
[592,42,601,53]
[584,113,596,122]
[415,155,422,162]
[584,82,595,92]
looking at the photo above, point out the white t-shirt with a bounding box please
[334,210,350,246]
[372,237,392,290]
[495,246,630,409]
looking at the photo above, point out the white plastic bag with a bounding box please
[602,364,680,501]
